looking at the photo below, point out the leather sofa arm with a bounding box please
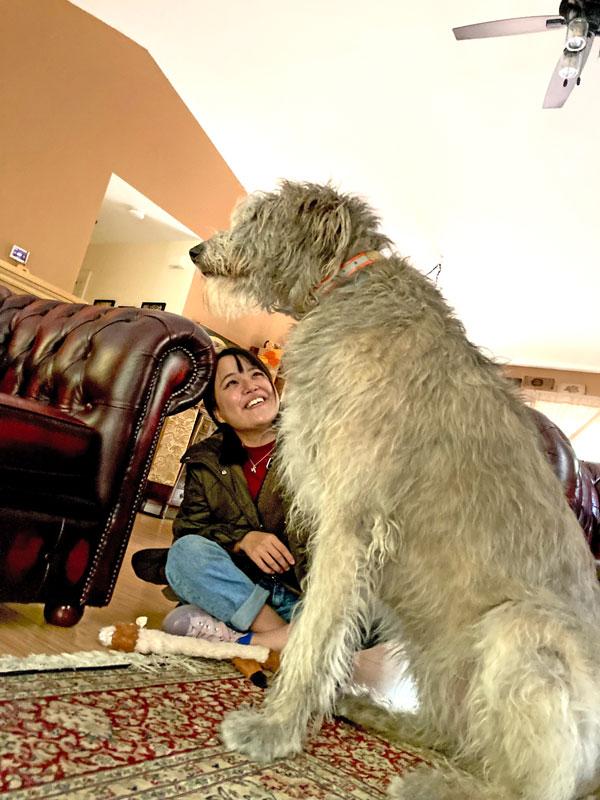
[0,290,215,507]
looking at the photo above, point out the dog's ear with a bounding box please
[294,189,351,263]
[320,200,352,273]
[280,181,352,268]
[285,199,352,316]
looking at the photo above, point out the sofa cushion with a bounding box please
[0,393,100,512]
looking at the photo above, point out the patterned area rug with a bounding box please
[0,653,428,799]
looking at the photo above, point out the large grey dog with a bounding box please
[194,181,600,800]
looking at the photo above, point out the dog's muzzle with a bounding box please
[189,241,206,267]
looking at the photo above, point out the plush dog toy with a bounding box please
[98,617,279,686]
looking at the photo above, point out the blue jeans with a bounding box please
[165,535,299,632]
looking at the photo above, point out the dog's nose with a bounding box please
[189,241,206,266]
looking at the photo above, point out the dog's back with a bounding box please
[280,253,600,639]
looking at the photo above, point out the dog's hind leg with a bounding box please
[337,695,511,798]
[221,515,373,761]
[336,692,445,753]
[456,601,600,800]
[342,602,600,800]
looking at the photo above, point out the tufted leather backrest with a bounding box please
[0,286,215,511]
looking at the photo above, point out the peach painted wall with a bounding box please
[183,272,295,349]
[0,0,244,292]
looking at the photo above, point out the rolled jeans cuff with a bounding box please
[230,583,270,631]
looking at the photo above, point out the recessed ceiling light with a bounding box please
[128,207,145,220]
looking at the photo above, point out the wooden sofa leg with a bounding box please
[44,603,84,627]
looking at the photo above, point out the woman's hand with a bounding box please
[234,532,295,575]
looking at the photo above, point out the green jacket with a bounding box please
[133,430,307,594]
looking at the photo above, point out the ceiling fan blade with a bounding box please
[543,34,594,108]
[453,15,565,40]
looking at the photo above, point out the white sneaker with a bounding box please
[161,604,245,643]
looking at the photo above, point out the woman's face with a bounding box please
[213,355,279,433]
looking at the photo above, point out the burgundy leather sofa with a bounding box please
[533,408,600,558]
[0,287,215,625]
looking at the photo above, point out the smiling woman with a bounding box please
[133,347,303,654]
[205,349,280,446]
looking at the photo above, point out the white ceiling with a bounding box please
[71,0,600,373]
[92,174,200,245]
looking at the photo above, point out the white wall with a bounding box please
[78,239,197,313]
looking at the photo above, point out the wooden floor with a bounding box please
[0,513,175,657]
[0,512,417,709]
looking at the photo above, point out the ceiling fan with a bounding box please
[453,0,600,108]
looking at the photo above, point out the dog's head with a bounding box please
[192,181,391,318]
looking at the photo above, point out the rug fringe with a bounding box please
[0,649,239,675]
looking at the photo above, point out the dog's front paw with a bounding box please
[220,708,303,762]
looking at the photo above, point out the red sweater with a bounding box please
[242,442,276,500]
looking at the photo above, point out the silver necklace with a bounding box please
[247,445,275,473]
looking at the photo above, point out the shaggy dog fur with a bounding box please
[194,181,600,799]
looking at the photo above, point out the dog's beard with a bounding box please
[204,276,262,320]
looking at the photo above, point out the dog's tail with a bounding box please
[460,600,600,800]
